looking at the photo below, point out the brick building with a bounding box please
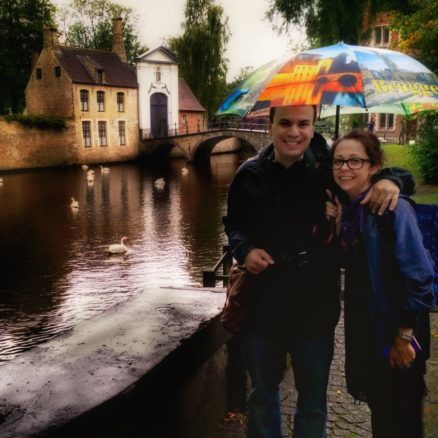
[25,18,139,163]
[178,78,206,134]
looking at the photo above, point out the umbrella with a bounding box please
[319,102,438,118]
[216,42,438,136]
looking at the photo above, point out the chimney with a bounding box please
[112,17,127,62]
[42,27,59,48]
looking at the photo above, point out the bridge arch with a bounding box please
[192,134,258,163]
[140,129,271,162]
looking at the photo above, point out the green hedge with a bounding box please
[4,114,67,130]
[411,112,438,184]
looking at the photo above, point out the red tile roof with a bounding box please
[178,78,205,112]
[54,46,138,88]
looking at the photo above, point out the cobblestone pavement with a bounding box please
[213,310,438,438]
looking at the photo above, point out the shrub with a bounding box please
[4,114,67,130]
[411,112,438,184]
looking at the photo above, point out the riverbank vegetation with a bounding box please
[4,114,67,130]
[384,143,438,205]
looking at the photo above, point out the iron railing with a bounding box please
[202,245,233,287]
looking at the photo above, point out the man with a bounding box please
[224,105,412,438]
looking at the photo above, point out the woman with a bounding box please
[326,130,435,437]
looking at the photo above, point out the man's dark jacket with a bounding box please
[224,135,414,338]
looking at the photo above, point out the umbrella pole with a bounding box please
[334,105,340,139]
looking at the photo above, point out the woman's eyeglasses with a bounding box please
[331,158,372,170]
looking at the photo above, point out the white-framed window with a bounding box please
[118,120,126,145]
[97,91,105,112]
[117,92,125,112]
[374,26,390,46]
[80,89,89,111]
[82,121,92,147]
[98,121,107,146]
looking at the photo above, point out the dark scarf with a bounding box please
[340,189,370,247]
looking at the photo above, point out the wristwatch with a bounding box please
[397,331,414,342]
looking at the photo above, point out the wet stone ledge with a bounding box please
[0,286,229,438]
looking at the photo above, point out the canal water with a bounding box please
[0,152,252,363]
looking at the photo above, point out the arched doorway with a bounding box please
[150,93,168,138]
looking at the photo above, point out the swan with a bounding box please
[70,197,79,209]
[181,167,189,176]
[87,169,95,176]
[154,178,165,190]
[0,177,3,185]
[100,165,110,173]
[106,236,129,254]
[81,164,89,170]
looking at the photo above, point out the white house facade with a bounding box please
[136,47,180,138]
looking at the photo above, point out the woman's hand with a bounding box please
[325,189,342,235]
[388,337,416,368]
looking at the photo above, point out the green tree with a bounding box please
[57,0,147,64]
[412,112,438,184]
[169,0,229,116]
[266,0,413,46]
[0,0,56,114]
[390,0,438,73]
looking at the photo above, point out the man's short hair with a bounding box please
[269,105,318,124]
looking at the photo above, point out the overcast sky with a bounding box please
[55,0,305,82]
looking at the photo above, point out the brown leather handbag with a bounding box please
[220,263,251,334]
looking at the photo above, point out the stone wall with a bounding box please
[0,119,140,171]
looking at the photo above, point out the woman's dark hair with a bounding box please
[331,130,384,166]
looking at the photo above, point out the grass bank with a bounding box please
[383,143,438,205]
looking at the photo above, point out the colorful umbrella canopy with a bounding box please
[319,102,438,119]
[216,42,438,117]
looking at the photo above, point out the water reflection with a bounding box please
[0,152,252,362]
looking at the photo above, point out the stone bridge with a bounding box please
[140,129,271,162]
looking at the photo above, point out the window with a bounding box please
[80,90,89,111]
[97,69,104,84]
[374,26,390,46]
[98,121,107,146]
[378,113,395,130]
[155,66,161,82]
[54,66,61,77]
[97,91,105,112]
[36,68,42,79]
[117,92,125,112]
[82,121,92,147]
[118,121,126,145]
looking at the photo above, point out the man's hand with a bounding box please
[361,179,400,215]
[325,189,342,235]
[244,248,274,274]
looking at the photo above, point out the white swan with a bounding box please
[182,167,189,176]
[100,165,110,173]
[87,174,94,184]
[154,178,165,190]
[106,236,129,254]
[0,177,3,185]
[81,164,89,170]
[70,197,79,209]
[87,169,95,176]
